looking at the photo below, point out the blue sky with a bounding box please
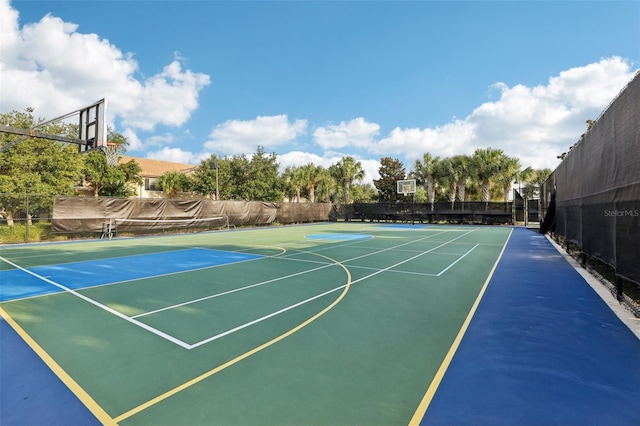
[2,0,639,183]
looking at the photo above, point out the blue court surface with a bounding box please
[0,248,262,302]
[420,228,640,425]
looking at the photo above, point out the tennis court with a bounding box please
[2,223,639,425]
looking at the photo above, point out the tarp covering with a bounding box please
[541,71,640,285]
[52,197,341,233]
[52,197,279,233]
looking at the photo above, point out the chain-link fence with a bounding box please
[0,193,57,243]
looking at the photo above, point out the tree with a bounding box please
[520,168,552,199]
[81,151,142,197]
[437,157,458,210]
[192,155,230,200]
[374,157,406,202]
[157,170,192,198]
[281,166,306,202]
[79,130,142,197]
[349,183,378,203]
[495,155,521,206]
[298,163,326,203]
[452,155,471,210]
[331,156,365,204]
[411,153,440,211]
[229,147,281,201]
[247,147,282,202]
[0,108,83,224]
[471,148,504,209]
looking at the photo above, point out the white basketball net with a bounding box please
[103,145,119,166]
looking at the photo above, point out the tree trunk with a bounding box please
[449,181,457,211]
[483,179,490,210]
[458,183,466,211]
[6,212,14,227]
[344,181,350,204]
[427,176,435,212]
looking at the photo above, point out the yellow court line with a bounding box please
[0,306,116,426]
[114,252,352,424]
[408,227,514,425]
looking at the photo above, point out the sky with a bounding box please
[1,0,639,184]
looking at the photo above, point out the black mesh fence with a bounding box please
[336,201,512,225]
[541,70,640,290]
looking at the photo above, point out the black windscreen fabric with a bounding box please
[542,71,640,285]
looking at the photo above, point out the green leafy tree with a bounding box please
[519,167,552,199]
[0,108,83,224]
[229,147,281,201]
[192,155,231,200]
[350,183,378,203]
[80,130,142,197]
[81,151,142,197]
[156,170,192,198]
[374,157,406,202]
[330,156,366,204]
[247,147,282,201]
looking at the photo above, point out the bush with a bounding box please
[0,222,51,243]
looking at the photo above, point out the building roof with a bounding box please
[119,156,196,178]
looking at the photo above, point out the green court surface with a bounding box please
[1,223,511,425]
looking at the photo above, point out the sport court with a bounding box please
[1,223,639,425]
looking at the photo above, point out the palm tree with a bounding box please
[438,157,458,210]
[331,156,365,204]
[495,155,522,206]
[288,166,306,202]
[471,148,504,210]
[452,154,471,211]
[411,153,440,211]
[299,163,325,203]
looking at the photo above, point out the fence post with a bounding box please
[25,193,29,243]
[615,275,624,301]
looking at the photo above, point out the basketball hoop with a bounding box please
[103,143,119,166]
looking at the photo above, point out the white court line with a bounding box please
[436,244,479,276]
[133,231,449,318]
[0,255,192,349]
[132,261,344,319]
[185,228,479,348]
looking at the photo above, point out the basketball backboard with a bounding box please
[397,179,417,195]
[78,98,107,152]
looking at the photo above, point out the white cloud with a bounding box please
[0,0,209,144]
[373,119,477,164]
[122,128,143,151]
[146,147,206,165]
[369,56,637,170]
[204,115,308,155]
[313,117,380,150]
